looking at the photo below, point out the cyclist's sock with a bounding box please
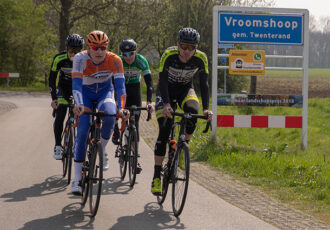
[74,161,83,182]
[100,137,109,153]
[153,165,162,179]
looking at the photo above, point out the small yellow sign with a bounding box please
[229,50,265,75]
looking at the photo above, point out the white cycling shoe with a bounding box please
[103,152,109,171]
[71,181,82,195]
[53,145,63,160]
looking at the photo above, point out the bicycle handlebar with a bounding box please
[162,111,212,133]
[83,111,117,117]
[125,106,152,122]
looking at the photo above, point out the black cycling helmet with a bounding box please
[66,34,84,50]
[120,39,137,52]
[177,27,200,44]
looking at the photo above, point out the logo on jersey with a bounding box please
[168,66,198,84]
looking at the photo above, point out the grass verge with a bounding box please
[190,98,330,224]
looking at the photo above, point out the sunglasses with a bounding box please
[68,48,80,54]
[179,43,197,51]
[122,51,135,57]
[90,46,107,51]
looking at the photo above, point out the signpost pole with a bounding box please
[211,6,218,139]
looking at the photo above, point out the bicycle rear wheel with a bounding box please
[89,142,103,217]
[119,130,127,180]
[172,142,190,217]
[128,128,138,187]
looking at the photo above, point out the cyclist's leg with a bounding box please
[126,87,142,171]
[53,87,68,159]
[179,88,200,140]
[152,90,173,194]
[97,89,116,170]
[72,93,93,194]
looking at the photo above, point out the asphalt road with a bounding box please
[0,92,278,230]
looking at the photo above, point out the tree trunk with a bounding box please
[59,0,73,51]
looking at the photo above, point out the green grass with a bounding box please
[265,68,330,78]
[190,98,330,223]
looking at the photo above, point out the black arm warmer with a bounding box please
[143,74,154,102]
[49,70,58,100]
[199,71,209,110]
[159,71,170,104]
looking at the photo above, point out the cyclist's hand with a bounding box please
[119,108,130,121]
[162,103,173,118]
[146,102,154,113]
[51,100,58,109]
[73,105,84,116]
[203,109,213,122]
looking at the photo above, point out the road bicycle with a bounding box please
[157,111,210,217]
[80,101,116,217]
[115,105,151,187]
[60,96,76,185]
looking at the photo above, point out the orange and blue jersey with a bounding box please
[72,50,126,109]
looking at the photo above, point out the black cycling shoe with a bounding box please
[112,124,120,145]
[136,162,142,174]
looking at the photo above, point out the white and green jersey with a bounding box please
[120,54,151,85]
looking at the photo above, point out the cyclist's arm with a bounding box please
[195,50,210,111]
[143,73,153,103]
[49,55,59,101]
[113,58,126,109]
[71,53,84,106]
[138,55,154,103]
[199,71,209,110]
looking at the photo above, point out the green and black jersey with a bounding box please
[49,51,73,100]
[158,46,209,110]
[119,53,153,105]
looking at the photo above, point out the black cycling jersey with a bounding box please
[158,46,209,110]
[49,51,73,100]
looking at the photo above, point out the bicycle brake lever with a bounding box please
[203,121,211,133]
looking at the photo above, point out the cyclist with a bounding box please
[151,28,213,194]
[71,30,129,195]
[49,34,84,160]
[112,38,154,174]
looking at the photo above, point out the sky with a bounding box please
[275,0,330,19]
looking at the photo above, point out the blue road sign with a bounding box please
[218,13,304,45]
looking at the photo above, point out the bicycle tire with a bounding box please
[128,128,138,187]
[66,126,74,185]
[157,160,170,204]
[172,142,190,217]
[61,127,69,178]
[81,158,89,206]
[89,142,103,217]
[119,130,127,180]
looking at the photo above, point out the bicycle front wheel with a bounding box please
[119,130,127,180]
[128,128,138,187]
[172,142,190,217]
[157,160,170,205]
[89,142,103,217]
[61,126,69,177]
[66,126,74,185]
